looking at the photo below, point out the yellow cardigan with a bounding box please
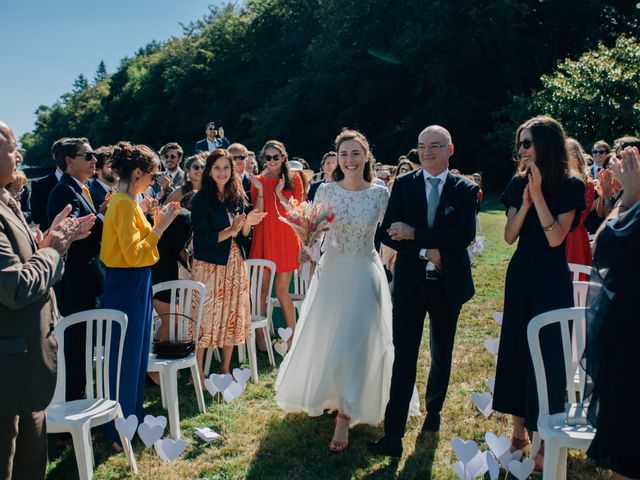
[100,193,160,268]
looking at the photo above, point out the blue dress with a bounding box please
[493,175,584,431]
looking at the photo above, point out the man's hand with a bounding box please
[218,127,225,139]
[388,221,415,241]
[40,214,96,253]
[426,248,442,270]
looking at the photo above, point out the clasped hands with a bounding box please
[37,204,96,254]
[387,222,441,269]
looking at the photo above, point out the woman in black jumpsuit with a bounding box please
[493,116,585,469]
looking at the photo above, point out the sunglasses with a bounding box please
[164,153,180,160]
[516,139,534,150]
[74,151,96,161]
[264,154,281,162]
[233,155,247,161]
[592,149,607,155]
[191,164,203,171]
[207,127,216,131]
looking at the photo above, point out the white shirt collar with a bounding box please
[422,168,449,184]
[95,179,112,192]
[55,168,63,180]
[69,175,86,190]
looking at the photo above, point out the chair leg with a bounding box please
[204,348,213,377]
[213,347,221,362]
[159,372,167,408]
[190,363,206,414]
[530,432,542,457]
[263,325,276,367]
[162,369,182,439]
[237,342,246,363]
[542,442,564,480]
[247,331,259,384]
[69,422,93,480]
[116,407,138,474]
[267,301,275,336]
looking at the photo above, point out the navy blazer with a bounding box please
[191,192,251,265]
[194,137,230,153]
[88,178,110,209]
[30,171,59,231]
[47,173,104,300]
[381,170,478,306]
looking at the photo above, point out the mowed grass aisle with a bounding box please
[47,195,608,479]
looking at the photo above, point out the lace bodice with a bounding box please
[314,182,389,258]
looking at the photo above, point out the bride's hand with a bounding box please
[298,248,312,263]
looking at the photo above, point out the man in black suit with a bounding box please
[369,125,478,457]
[30,138,67,231]
[228,143,252,198]
[307,151,337,202]
[47,137,105,401]
[89,145,116,208]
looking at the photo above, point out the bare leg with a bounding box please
[152,299,172,341]
[195,348,206,384]
[510,415,530,452]
[274,271,295,347]
[220,346,234,374]
[329,412,350,452]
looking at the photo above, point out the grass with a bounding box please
[46,194,610,479]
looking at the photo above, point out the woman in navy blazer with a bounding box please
[189,149,266,378]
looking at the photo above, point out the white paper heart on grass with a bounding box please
[204,376,219,396]
[115,414,138,441]
[277,327,292,342]
[451,438,479,465]
[485,451,500,480]
[485,432,510,459]
[138,423,165,448]
[232,367,251,386]
[487,377,495,394]
[211,373,233,392]
[492,311,503,325]
[484,338,500,356]
[222,380,245,403]
[508,458,535,480]
[274,341,288,358]
[155,438,186,462]
[471,392,493,417]
[498,450,523,469]
[454,461,472,480]
[466,451,488,478]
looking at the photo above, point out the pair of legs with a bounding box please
[195,345,234,382]
[0,412,47,480]
[257,270,295,350]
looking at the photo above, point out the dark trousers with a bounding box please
[0,411,47,480]
[384,278,462,439]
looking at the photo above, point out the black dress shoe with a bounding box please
[368,436,403,458]
[421,412,441,433]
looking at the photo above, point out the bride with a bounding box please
[275,129,418,452]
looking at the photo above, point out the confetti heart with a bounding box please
[211,373,233,392]
[498,450,523,469]
[155,438,186,462]
[114,414,138,441]
[232,368,251,386]
[508,458,535,480]
[487,377,495,394]
[485,432,510,459]
[138,423,164,448]
[454,461,472,480]
[484,338,500,356]
[451,438,479,465]
[485,451,500,480]
[277,327,293,342]
[466,451,488,478]
[204,376,219,396]
[471,392,493,417]
[222,380,245,403]
[492,311,503,325]
[274,341,288,358]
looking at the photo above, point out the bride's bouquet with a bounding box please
[278,198,336,281]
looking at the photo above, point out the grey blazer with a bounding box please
[0,196,63,415]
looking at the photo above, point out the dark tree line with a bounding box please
[20,0,640,188]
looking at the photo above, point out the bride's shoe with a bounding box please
[329,413,350,453]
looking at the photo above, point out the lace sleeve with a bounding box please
[376,185,390,224]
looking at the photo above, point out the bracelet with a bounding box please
[542,220,557,232]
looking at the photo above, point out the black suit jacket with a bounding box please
[381,170,478,306]
[30,171,59,231]
[241,174,252,200]
[89,178,110,209]
[47,173,104,301]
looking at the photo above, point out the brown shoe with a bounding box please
[510,434,531,452]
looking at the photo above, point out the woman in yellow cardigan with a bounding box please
[100,142,178,446]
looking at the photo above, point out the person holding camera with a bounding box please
[194,121,230,153]
[99,142,179,448]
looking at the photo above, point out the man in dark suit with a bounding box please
[369,125,478,457]
[228,143,252,198]
[0,121,94,480]
[89,145,116,208]
[30,139,67,231]
[194,121,230,153]
[47,138,105,401]
[307,151,337,202]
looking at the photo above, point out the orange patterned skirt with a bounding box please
[189,242,251,349]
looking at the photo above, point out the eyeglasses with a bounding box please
[264,154,281,162]
[74,151,96,161]
[417,144,448,152]
[516,139,534,150]
[207,127,216,131]
[164,153,180,160]
[233,155,247,161]
[191,164,203,171]
[592,149,607,155]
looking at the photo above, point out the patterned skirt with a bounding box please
[189,242,251,349]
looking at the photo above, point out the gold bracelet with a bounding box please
[542,220,557,232]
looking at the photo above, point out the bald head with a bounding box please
[417,125,454,176]
[419,125,452,145]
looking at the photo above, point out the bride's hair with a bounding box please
[332,128,373,182]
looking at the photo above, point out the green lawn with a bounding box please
[46,196,609,479]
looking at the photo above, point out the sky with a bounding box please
[1,0,223,141]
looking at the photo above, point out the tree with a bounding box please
[94,61,108,84]
[72,74,89,93]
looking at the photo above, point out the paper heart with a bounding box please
[138,423,164,448]
[211,373,233,392]
[204,376,219,396]
[155,438,186,462]
[466,451,488,478]
[232,367,251,386]
[498,450,523,469]
[451,438,479,465]
[485,451,500,480]
[115,414,138,441]
[485,432,510,459]
[454,461,472,480]
[492,311,503,325]
[222,380,245,403]
[274,341,288,358]
[484,338,500,356]
[277,327,292,342]
[143,414,167,430]
[471,392,493,417]
[508,458,535,480]
[487,377,495,394]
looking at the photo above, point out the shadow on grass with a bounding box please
[396,432,439,479]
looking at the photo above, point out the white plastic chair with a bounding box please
[267,268,309,334]
[572,281,590,307]
[527,307,595,480]
[46,309,137,480]
[568,263,592,282]
[148,280,207,439]
[245,259,277,383]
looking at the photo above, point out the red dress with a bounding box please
[565,178,595,272]
[249,173,303,272]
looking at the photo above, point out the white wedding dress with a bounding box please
[275,181,419,427]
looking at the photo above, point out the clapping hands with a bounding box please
[611,147,640,208]
[39,204,96,254]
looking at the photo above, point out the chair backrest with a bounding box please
[572,281,590,307]
[51,309,128,404]
[568,263,592,282]
[292,268,309,296]
[527,307,587,419]
[152,280,206,352]
[246,259,276,317]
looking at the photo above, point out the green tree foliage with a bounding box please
[21,0,640,189]
[94,61,108,84]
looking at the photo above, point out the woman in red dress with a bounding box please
[250,140,304,345]
[565,138,594,276]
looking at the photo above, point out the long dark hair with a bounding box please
[515,116,570,195]
[259,140,293,190]
[198,149,246,211]
[332,128,374,182]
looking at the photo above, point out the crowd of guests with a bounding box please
[0,116,637,479]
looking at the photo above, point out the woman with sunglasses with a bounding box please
[100,142,179,448]
[492,116,585,470]
[249,140,304,347]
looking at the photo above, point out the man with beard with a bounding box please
[89,145,116,207]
